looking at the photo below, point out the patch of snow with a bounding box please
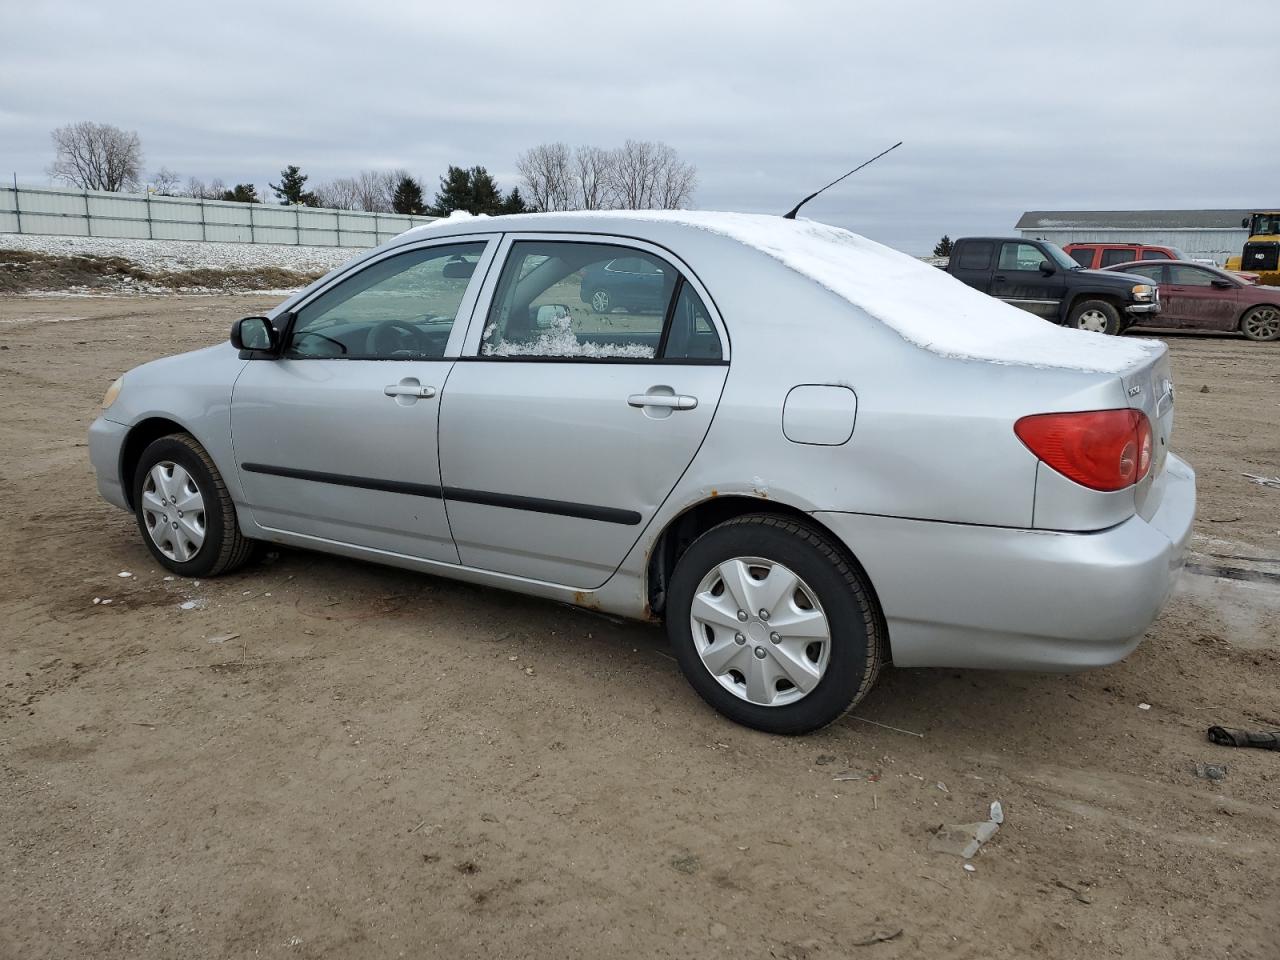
[0,233,362,275]
[511,212,1162,374]
[482,313,654,359]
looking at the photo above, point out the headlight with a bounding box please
[102,376,124,409]
[1131,284,1154,301]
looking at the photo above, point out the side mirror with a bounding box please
[231,316,278,357]
[530,303,571,328]
[1210,278,1233,289]
[1038,260,1056,275]
[442,257,476,280]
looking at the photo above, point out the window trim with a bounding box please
[457,232,730,364]
[268,234,499,361]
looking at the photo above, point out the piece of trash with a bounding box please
[852,927,903,947]
[206,633,240,645]
[163,575,175,581]
[1193,762,1228,782]
[814,754,838,766]
[1207,726,1280,751]
[117,571,132,578]
[929,819,999,858]
[1199,385,1210,393]
[92,597,101,605]
[507,655,518,661]
[100,599,113,605]
[989,800,1004,824]
[1138,703,1151,711]
[963,863,976,873]
[849,716,924,738]
[524,666,535,676]
[1053,879,1093,904]
[179,599,205,611]
[936,782,948,793]
[1243,473,1280,489]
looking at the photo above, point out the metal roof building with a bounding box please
[1015,209,1256,265]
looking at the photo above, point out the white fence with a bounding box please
[0,183,436,248]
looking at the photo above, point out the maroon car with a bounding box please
[1103,260,1280,341]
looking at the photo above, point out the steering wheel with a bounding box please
[367,320,424,358]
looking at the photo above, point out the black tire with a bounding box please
[587,288,611,314]
[1068,299,1122,335]
[131,433,255,578]
[665,515,885,735]
[1239,305,1280,342]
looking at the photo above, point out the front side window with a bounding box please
[286,242,485,360]
[1169,264,1218,287]
[998,242,1049,271]
[1101,248,1139,267]
[481,242,679,359]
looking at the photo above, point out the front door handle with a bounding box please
[993,274,1007,282]
[628,393,697,410]
[384,380,436,400]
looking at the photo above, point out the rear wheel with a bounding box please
[1069,299,1122,335]
[588,288,611,314]
[132,433,254,577]
[665,515,884,735]
[1240,305,1280,341]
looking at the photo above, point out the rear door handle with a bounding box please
[384,383,436,398]
[628,393,698,410]
[993,274,1007,282]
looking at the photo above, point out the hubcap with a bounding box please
[591,290,610,312]
[1243,307,1279,340]
[689,557,831,707]
[141,461,206,562]
[1076,309,1109,333]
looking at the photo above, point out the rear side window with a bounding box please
[1140,249,1171,261]
[1122,264,1165,283]
[1100,248,1138,267]
[956,241,993,270]
[1068,247,1094,267]
[663,283,721,361]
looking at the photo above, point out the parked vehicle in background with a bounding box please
[944,237,1159,334]
[1064,242,1190,269]
[1102,260,1280,341]
[1224,211,1280,282]
[580,255,669,314]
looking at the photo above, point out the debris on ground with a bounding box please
[1138,703,1152,711]
[1243,473,1280,489]
[117,571,132,578]
[963,864,976,873]
[851,927,903,947]
[989,800,1004,824]
[814,754,838,765]
[1192,762,1228,782]
[832,769,881,782]
[670,854,700,875]
[1199,385,1210,393]
[1207,726,1280,750]
[1053,879,1094,904]
[206,633,240,645]
[929,819,999,858]
[179,599,206,611]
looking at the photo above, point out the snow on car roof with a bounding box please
[408,210,1160,373]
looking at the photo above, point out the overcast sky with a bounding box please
[3,0,1277,253]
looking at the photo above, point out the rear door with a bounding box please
[437,234,730,589]
[1099,246,1140,268]
[989,241,1067,319]
[1163,264,1239,330]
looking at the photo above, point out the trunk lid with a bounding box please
[1121,343,1175,521]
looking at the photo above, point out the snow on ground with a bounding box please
[0,233,364,275]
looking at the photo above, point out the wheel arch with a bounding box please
[118,416,196,509]
[645,495,891,656]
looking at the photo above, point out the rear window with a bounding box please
[1068,248,1094,267]
[1101,248,1139,267]
[956,241,994,270]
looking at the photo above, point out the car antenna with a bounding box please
[782,141,903,220]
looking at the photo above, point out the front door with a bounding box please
[988,241,1067,320]
[230,239,494,561]
[438,236,730,589]
[1162,263,1240,331]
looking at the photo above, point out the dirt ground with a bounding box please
[2,295,1278,960]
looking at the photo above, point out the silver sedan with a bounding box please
[90,211,1195,734]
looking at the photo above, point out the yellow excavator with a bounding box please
[1226,212,1280,281]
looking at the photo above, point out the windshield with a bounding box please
[1248,213,1280,236]
[1041,242,1082,271]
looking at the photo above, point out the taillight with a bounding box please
[1014,410,1153,492]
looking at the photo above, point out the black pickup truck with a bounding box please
[944,237,1160,335]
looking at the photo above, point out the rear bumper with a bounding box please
[89,415,131,512]
[814,454,1195,671]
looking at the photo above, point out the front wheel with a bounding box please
[132,433,255,577]
[1069,299,1122,335]
[588,288,612,314]
[665,515,884,735]
[1240,305,1280,341]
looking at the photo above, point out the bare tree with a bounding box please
[353,170,398,212]
[516,142,574,212]
[312,177,362,210]
[150,167,181,196]
[573,145,616,210]
[48,121,143,192]
[183,177,227,200]
[608,140,696,210]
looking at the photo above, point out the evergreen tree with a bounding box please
[221,183,260,203]
[501,186,528,215]
[429,164,508,216]
[270,164,316,205]
[391,174,426,215]
[933,235,953,258]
